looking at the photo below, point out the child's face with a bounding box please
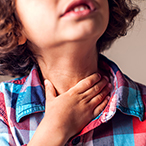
[16,0,109,50]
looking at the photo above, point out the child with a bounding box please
[0,0,146,146]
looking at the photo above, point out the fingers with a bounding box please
[89,83,111,107]
[70,73,101,94]
[44,79,56,100]
[93,96,110,119]
[87,83,111,118]
[82,76,109,102]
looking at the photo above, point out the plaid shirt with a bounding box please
[0,55,146,146]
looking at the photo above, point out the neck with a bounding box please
[37,41,99,94]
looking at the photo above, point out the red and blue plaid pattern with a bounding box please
[0,54,146,146]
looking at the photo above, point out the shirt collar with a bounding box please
[100,55,144,122]
[79,55,144,136]
[16,66,45,123]
[16,55,144,126]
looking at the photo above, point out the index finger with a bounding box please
[69,73,101,94]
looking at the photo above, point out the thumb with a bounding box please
[44,79,56,100]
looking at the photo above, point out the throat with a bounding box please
[40,57,98,94]
[44,66,98,95]
[38,43,99,95]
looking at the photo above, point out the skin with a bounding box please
[15,0,110,145]
[29,76,111,146]
[16,0,109,94]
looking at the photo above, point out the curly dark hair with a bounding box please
[0,0,140,77]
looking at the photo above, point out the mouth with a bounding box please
[61,0,96,17]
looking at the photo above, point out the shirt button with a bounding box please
[72,136,81,145]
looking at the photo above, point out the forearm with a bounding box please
[27,117,70,146]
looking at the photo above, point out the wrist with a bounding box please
[28,117,70,146]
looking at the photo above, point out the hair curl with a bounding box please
[0,0,140,77]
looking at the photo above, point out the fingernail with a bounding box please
[103,76,109,82]
[106,96,110,100]
[97,73,101,79]
[108,83,112,89]
[44,79,48,86]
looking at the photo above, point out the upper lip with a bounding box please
[61,0,96,16]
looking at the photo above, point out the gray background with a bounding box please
[0,1,146,84]
[104,1,146,85]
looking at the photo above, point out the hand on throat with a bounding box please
[37,42,99,95]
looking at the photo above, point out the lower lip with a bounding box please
[61,9,96,18]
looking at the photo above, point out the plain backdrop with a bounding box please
[103,0,146,85]
[0,1,146,84]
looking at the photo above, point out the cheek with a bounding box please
[97,0,109,36]
[16,0,57,46]
[100,0,109,24]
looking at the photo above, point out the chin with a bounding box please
[65,29,104,43]
[62,21,106,42]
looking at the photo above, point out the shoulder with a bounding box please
[0,75,27,92]
[0,76,27,100]
[0,76,27,123]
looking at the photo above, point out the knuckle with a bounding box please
[85,80,93,87]
[67,89,76,98]
[98,93,105,100]
[84,74,101,88]
[79,94,86,102]
[93,84,100,92]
